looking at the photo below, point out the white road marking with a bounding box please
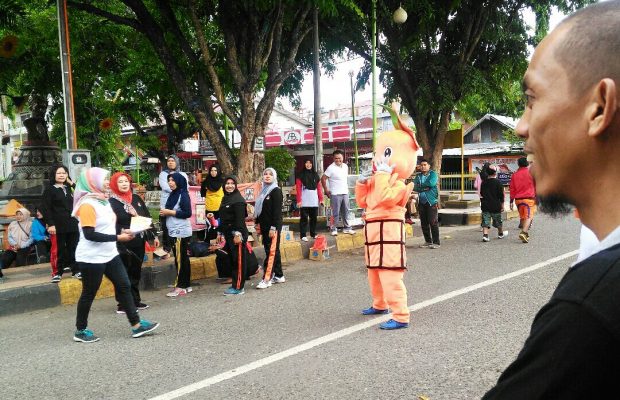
[149,250,578,400]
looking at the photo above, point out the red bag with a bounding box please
[312,234,327,251]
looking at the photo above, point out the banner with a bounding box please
[469,156,521,185]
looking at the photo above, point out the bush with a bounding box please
[264,147,295,184]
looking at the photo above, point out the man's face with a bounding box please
[333,154,343,166]
[167,158,177,170]
[420,162,430,173]
[515,27,588,200]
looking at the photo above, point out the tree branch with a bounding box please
[67,1,142,31]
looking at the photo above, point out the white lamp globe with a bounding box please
[393,6,408,24]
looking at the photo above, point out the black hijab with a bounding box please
[202,165,223,192]
[165,172,189,210]
[219,175,246,208]
[298,159,320,190]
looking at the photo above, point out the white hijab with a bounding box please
[253,167,278,219]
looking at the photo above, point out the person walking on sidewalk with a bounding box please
[41,165,80,282]
[509,157,536,243]
[158,155,188,257]
[161,172,193,297]
[480,165,507,242]
[109,172,160,313]
[72,167,159,343]
[413,159,440,248]
[484,2,620,397]
[254,167,285,289]
[296,159,324,241]
[218,175,250,296]
[321,150,355,236]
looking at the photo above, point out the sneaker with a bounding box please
[379,319,409,330]
[136,302,149,310]
[256,279,272,289]
[166,287,188,297]
[116,306,126,314]
[301,237,309,242]
[72,272,82,280]
[224,287,245,296]
[73,328,100,343]
[271,276,286,284]
[498,231,508,239]
[51,275,61,283]
[186,287,193,293]
[405,218,415,225]
[482,236,490,242]
[343,228,355,234]
[131,320,160,338]
[519,232,529,243]
[419,242,432,248]
[429,244,441,249]
[63,267,71,273]
[361,307,389,315]
[331,229,338,236]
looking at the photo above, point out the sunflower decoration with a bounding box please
[0,35,18,58]
[99,117,114,130]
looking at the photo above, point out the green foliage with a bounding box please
[264,147,295,184]
[502,128,524,149]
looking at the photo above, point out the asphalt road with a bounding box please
[0,214,581,400]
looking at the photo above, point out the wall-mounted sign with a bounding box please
[252,136,265,152]
[283,131,301,145]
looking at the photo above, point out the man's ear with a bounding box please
[587,78,617,138]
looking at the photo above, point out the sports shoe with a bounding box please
[482,235,490,242]
[343,228,355,235]
[271,276,286,284]
[429,244,441,249]
[519,232,529,243]
[361,306,389,315]
[51,275,61,283]
[116,306,126,314]
[186,287,193,293]
[301,237,308,242]
[224,287,245,296]
[131,320,160,338]
[136,302,149,310]
[379,319,409,330]
[419,242,432,248]
[63,267,71,273]
[72,272,82,280]
[498,231,508,239]
[256,279,272,289]
[73,328,100,343]
[166,287,188,297]
[331,229,338,236]
[405,217,415,225]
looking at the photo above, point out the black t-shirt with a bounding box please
[480,177,504,213]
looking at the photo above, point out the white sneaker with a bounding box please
[331,229,338,236]
[498,231,508,239]
[271,276,286,284]
[256,279,272,289]
[301,237,308,242]
[343,228,355,234]
[186,286,193,293]
[482,236,490,242]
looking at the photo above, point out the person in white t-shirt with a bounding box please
[321,150,354,236]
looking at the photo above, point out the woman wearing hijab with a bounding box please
[217,175,250,295]
[160,172,193,297]
[41,165,80,282]
[109,172,160,313]
[0,208,34,278]
[253,167,285,289]
[158,155,188,256]
[200,164,224,241]
[295,159,324,241]
[72,167,159,343]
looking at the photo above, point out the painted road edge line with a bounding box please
[149,249,578,400]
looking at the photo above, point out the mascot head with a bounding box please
[373,105,420,180]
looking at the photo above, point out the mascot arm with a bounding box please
[355,181,370,209]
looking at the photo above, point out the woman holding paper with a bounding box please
[109,172,159,313]
[160,172,193,297]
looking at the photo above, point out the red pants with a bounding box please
[367,269,410,323]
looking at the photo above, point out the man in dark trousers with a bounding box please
[413,159,440,248]
[483,2,620,398]
[480,165,507,242]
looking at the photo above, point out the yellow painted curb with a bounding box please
[404,224,414,239]
[203,255,217,278]
[336,235,355,251]
[59,276,115,305]
[189,257,206,281]
[281,242,303,263]
[352,232,366,248]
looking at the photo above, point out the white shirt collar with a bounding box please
[574,225,620,266]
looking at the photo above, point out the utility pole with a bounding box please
[57,0,78,149]
[312,7,323,174]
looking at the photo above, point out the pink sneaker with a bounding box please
[166,288,188,297]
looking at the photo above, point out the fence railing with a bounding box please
[439,173,476,192]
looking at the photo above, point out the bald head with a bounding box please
[553,1,620,95]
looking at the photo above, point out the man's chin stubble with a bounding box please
[538,195,574,217]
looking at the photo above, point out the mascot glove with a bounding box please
[374,160,394,175]
[357,168,373,184]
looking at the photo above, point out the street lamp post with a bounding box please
[349,71,360,175]
[57,0,78,150]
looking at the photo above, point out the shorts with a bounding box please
[515,199,536,220]
[481,211,503,229]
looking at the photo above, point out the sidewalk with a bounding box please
[0,219,505,317]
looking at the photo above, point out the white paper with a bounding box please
[130,216,152,234]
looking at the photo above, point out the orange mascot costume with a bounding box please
[355,106,419,330]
